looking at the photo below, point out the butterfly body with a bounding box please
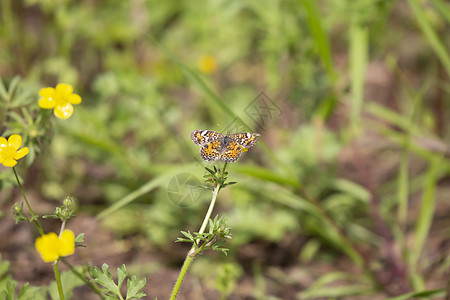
[191,130,260,162]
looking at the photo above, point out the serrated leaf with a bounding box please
[117,265,127,290]
[90,264,121,296]
[126,275,147,299]
[75,233,85,243]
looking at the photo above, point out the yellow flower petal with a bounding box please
[54,103,73,119]
[2,158,17,167]
[8,134,22,150]
[0,137,7,145]
[39,87,55,98]
[68,93,82,104]
[39,97,56,109]
[55,83,73,96]
[14,147,29,160]
[58,230,75,257]
[35,232,60,262]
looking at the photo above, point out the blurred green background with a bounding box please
[1,0,450,299]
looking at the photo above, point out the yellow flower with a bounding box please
[35,230,75,263]
[39,83,82,119]
[0,134,29,167]
[198,55,217,74]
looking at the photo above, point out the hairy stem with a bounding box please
[53,261,65,300]
[12,167,44,236]
[170,167,223,300]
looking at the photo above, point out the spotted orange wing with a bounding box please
[200,140,222,161]
[191,130,223,146]
[231,133,261,148]
[220,140,242,162]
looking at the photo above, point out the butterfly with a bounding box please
[191,130,261,162]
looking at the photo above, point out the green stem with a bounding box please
[12,167,44,236]
[169,255,194,300]
[53,260,65,300]
[170,165,224,300]
[196,183,220,239]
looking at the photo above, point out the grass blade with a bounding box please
[349,23,368,134]
[408,0,450,77]
[408,156,441,289]
[300,0,336,82]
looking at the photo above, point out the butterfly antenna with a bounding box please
[216,123,227,134]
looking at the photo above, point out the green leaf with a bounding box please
[0,77,8,100]
[409,156,441,288]
[300,272,373,299]
[301,0,336,82]
[90,263,147,299]
[8,76,20,97]
[75,233,85,243]
[349,22,368,133]
[0,256,11,277]
[385,289,445,300]
[17,283,47,300]
[3,281,16,300]
[90,264,121,296]
[126,275,146,299]
[117,265,127,291]
[180,231,194,240]
[408,0,450,77]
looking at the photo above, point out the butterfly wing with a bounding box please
[200,140,222,161]
[191,130,223,146]
[220,140,242,163]
[231,133,261,148]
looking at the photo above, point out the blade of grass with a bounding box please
[430,0,450,23]
[97,169,181,220]
[300,0,336,83]
[300,272,373,299]
[366,102,419,134]
[397,89,423,224]
[408,156,441,289]
[349,23,368,134]
[233,164,300,188]
[408,0,450,77]
[247,179,365,268]
[385,289,445,300]
[373,123,449,166]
